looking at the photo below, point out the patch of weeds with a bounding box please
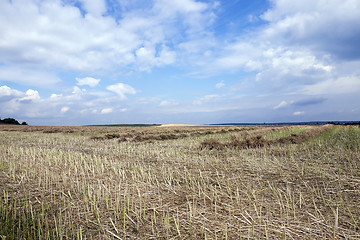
[262,127,308,140]
[200,138,224,150]
[329,126,360,151]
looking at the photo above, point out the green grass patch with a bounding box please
[319,126,360,151]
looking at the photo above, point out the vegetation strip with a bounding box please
[200,125,333,150]
[89,127,253,142]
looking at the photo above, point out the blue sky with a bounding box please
[0,0,360,125]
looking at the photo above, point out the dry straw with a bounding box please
[0,124,359,239]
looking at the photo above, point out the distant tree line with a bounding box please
[327,121,360,126]
[0,117,28,125]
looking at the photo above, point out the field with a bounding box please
[0,124,360,239]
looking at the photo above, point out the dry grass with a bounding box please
[0,124,359,239]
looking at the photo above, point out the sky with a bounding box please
[0,0,360,125]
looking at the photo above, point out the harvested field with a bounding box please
[200,125,333,150]
[0,124,360,239]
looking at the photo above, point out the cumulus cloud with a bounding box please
[0,85,23,100]
[0,0,213,77]
[106,83,136,100]
[213,42,263,72]
[1,0,359,124]
[134,45,176,72]
[0,86,41,104]
[215,44,332,87]
[76,77,100,87]
[197,0,359,94]
[61,107,70,113]
[19,89,41,102]
[50,93,63,100]
[0,86,42,117]
[293,111,305,116]
[204,41,334,97]
[101,108,113,114]
[72,86,87,96]
[0,0,128,71]
[0,84,131,120]
[261,0,360,60]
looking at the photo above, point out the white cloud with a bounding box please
[0,86,42,117]
[50,93,63,100]
[0,85,23,98]
[156,0,207,14]
[0,66,61,87]
[0,84,132,121]
[194,0,358,99]
[293,111,305,116]
[158,46,176,65]
[101,108,113,114]
[78,0,107,16]
[0,1,138,71]
[61,107,69,113]
[154,0,210,29]
[1,0,359,125]
[76,77,100,87]
[106,83,136,100]
[0,0,213,76]
[273,100,288,109]
[299,76,360,95]
[215,82,224,88]
[207,41,332,89]
[19,89,41,102]
[72,86,87,95]
[261,0,360,60]
[245,60,263,71]
[209,41,335,93]
[193,94,218,105]
[213,42,262,72]
[159,100,179,107]
[270,49,331,74]
[135,45,176,72]
[135,97,160,104]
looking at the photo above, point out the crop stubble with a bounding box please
[0,124,359,239]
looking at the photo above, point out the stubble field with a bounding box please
[0,124,359,239]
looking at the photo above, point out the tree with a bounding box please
[0,118,23,125]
